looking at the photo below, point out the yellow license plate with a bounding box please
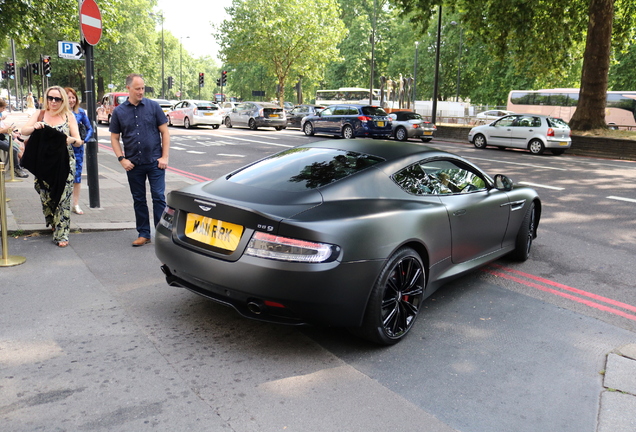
[424,131,433,135]
[269,114,279,118]
[377,121,384,127]
[560,141,568,146]
[185,214,244,251]
[204,112,213,116]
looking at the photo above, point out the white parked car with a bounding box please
[167,100,222,129]
[468,114,571,155]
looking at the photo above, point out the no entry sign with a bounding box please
[80,0,102,46]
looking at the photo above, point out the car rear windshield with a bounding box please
[399,112,422,121]
[547,117,569,128]
[196,103,218,110]
[362,106,388,116]
[227,147,384,191]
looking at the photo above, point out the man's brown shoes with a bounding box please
[132,237,151,247]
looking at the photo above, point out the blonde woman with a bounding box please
[65,87,93,215]
[21,86,82,247]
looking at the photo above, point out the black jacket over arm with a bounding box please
[21,126,70,209]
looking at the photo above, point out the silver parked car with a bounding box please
[468,114,571,155]
[225,102,287,130]
[388,111,437,142]
[168,100,222,129]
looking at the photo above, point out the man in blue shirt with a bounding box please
[110,73,171,246]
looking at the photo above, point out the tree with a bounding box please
[216,0,347,106]
[391,0,636,130]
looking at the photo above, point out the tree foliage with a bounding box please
[216,0,346,106]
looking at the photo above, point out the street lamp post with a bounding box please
[179,36,190,100]
[431,5,442,124]
[413,41,419,108]
[150,12,165,98]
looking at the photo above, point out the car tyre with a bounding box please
[303,122,314,136]
[395,127,408,141]
[225,117,232,128]
[249,118,257,130]
[528,139,545,155]
[342,125,354,139]
[275,126,284,131]
[473,134,487,149]
[509,202,536,262]
[184,117,192,129]
[354,247,425,345]
[167,115,173,126]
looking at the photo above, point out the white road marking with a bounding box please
[607,196,636,203]
[217,154,246,157]
[186,150,206,154]
[518,181,565,191]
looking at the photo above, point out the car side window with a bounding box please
[392,159,487,196]
[321,107,334,116]
[333,107,348,115]
[496,116,517,127]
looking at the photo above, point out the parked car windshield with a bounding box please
[228,147,384,191]
[362,106,388,116]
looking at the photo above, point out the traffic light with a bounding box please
[1,70,6,80]
[216,78,221,87]
[199,72,204,87]
[6,62,15,79]
[221,70,227,86]
[32,63,39,75]
[42,56,51,77]
[167,76,173,89]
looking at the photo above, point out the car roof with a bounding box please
[301,138,448,162]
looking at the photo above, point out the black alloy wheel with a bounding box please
[355,247,425,345]
[249,118,257,130]
[225,117,232,128]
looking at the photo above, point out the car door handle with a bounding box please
[453,209,466,216]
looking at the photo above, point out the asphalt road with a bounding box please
[4,123,631,431]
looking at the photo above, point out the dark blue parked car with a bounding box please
[301,104,392,139]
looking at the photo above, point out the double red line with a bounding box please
[483,263,636,321]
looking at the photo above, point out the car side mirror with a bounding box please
[494,174,513,191]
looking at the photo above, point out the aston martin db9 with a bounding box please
[155,139,541,345]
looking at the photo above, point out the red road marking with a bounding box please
[483,264,636,321]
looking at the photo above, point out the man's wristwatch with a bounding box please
[118,156,125,161]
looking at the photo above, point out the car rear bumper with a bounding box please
[545,138,572,149]
[193,115,223,126]
[255,117,287,128]
[155,227,383,327]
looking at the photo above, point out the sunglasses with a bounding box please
[47,95,63,103]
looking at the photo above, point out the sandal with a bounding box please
[55,241,69,248]
[73,205,84,215]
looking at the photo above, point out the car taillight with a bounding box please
[159,206,175,230]
[412,124,420,129]
[245,232,339,263]
[193,107,198,115]
[547,127,555,136]
[259,109,264,117]
[358,116,373,122]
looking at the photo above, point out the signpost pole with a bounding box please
[79,0,102,208]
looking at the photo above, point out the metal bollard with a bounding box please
[0,162,26,267]
[5,132,23,183]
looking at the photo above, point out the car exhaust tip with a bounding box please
[247,301,265,315]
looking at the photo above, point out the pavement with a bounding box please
[1,110,636,431]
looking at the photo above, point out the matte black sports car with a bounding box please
[155,139,541,345]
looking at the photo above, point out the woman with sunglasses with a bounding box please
[20,86,82,248]
[65,87,93,216]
